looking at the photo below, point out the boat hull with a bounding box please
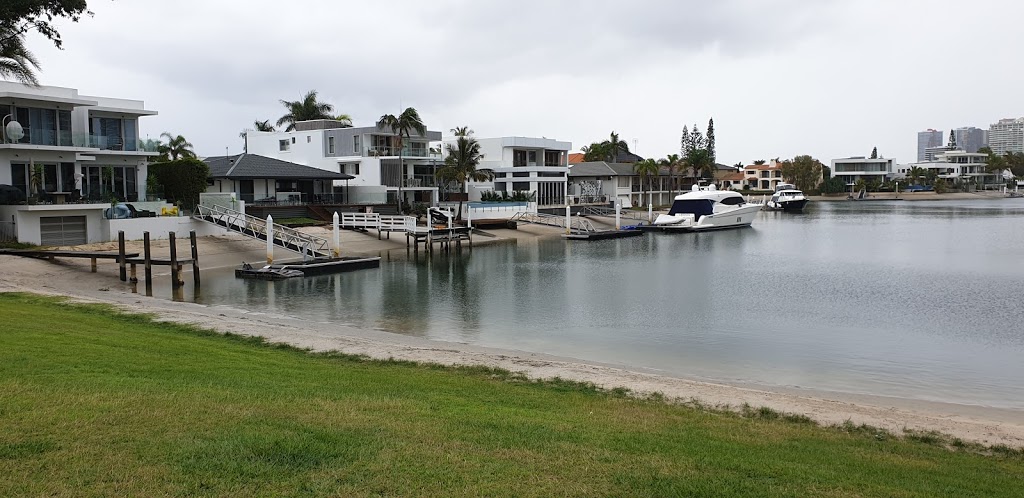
[636,203,762,232]
[770,199,808,212]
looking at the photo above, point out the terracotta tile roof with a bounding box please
[568,153,586,164]
[722,172,746,181]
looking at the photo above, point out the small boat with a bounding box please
[636,184,762,232]
[235,262,304,280]
[765,183,809,212]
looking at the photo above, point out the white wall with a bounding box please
[0,204,107,245]
[103,217,228,241]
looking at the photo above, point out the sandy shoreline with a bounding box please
[2,228,1023,448]
[809,191,1015,202]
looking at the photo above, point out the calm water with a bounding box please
[191,199,1024,409]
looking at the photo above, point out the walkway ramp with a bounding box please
[578,206,646,221]
[193,204,330,258]
[510,212,598,234]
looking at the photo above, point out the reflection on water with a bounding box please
[186,199,1024,408]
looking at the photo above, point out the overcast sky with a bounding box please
[22,0,1024,165]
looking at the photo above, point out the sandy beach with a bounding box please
[2,224,1022,448]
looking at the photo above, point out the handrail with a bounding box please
[509,212,598,233]
[578,206,645,220]
[193,204,330,258]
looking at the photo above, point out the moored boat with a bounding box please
[636,184,762,232]
[765,183,809,212]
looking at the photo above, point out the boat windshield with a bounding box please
[668,199,715,217]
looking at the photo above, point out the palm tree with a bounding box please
[158,132,196,161]
[606,132,630,163]
[634,158,660,207]
[659,154,682,200]
[332,114,353,127]
[377,107,426,212]
[907,166,926,186]
[253,120,274,132]
[436,127,492,221]
[753,159,767,165]
[277,90,335,131]
[685,148,713,184]
[0,24,41,86]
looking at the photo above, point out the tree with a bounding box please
[933,178,949,194]
[253,120,274,132]
[780,155,823,192]
[605,131,630,162]
[659,154,682,199]
[157,132,196,162]
[1,1,90,50]
[680,123,710,181]
[679,126,690,157]
[435,127,491,221]
[277,90,336,132]
[332,114,353,127]
[706,118,716,165]
[0,23,40,85]
[147,158,210,210]
[753,159,766,165]
[870,147,878,159]
[633,158,660,207]
[924,169,938,186]
[377,107,426,212]
[907,165,926,185]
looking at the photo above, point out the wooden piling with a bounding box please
[169,231,179,288]
[118,231,127,282]
[90,257,97,273]
[143,232,152,286]
[129,263,137,283]
[190,231,200,287]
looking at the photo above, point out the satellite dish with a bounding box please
[5,120,24,142]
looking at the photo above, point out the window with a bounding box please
[328,136,335,154]
[528,151,537,165]
[353,136,360,154]
[291,137,296,144]
[343,164,360,176]
[307,136,311,143]
[512,172,530,178]
[279,139,290,151]
[512,182,530,191]
[513,150,527,167]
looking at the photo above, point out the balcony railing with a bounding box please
[243,193,351,205]
[85,135,160,152]
[365,145,433,158]
[6,130,156,152]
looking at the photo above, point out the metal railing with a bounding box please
[365,145,432,158]
[578,206,645,220]
[193,203,330,258]
[509,212,597,233]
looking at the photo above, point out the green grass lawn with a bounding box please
[1,293,1021,497]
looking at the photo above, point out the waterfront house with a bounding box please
[471,137,572,208]
[569,161,687,208]
[829,156,894,187]
[204,154,353,204]
[743,162,785,190]
[0,82,159,245]
[245,120,444,206]
[896,150,1000,188]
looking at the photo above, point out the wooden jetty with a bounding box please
[0,248,139,273]
[406,226,472,253]
[122,231,200,288]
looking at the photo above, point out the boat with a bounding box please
[636,184,762,232]
[765,183,809,212]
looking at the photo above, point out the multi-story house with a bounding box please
[896,150,998,187]
[0,82,158,245]
[473,137,571,207]
[246,120,443,206]
[987,118,1024,156]
[830,157,894,186]
[743,161,785,191]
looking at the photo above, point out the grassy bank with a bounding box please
[1,293,1021,496]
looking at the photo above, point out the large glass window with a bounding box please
[90,117,125,150]
[10,164,28,194]
[83,166,137,201]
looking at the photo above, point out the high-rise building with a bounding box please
[952,127,986,154]
[987,118,1024,156]
[917,129,943,161]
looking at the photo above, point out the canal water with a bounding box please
[192,199,1024,409]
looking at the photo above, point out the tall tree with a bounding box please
[633,158,660,207]
[679,126,690,157]
[659,154,682,199]
[753,159,766,165]
[706,118,716,165]
[377,107,427,212]
[277,90,336,131]
[157,132,196,162]
[606,131,630,162]
[681,124,710,181]
[870,147,878,159]
[0,23,40,85]
[436,127,492,221]
[780,155,823,192]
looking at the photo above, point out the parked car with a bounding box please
[0,185,27,205]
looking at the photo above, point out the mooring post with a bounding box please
[118,231,127,281]
[190,230,200,287]
[266,215,274,265]
[169,231,179,288]
[143,232,152,286]
[615,199,622,230]
[332,211,341,258]
[90,257,97,273]
[565,205,571,235]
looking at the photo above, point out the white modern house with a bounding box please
[245,120,443,206]
[0,82,159,245]
[473,136,571,207]
[896,150,1000,187]
[830,156,894,186]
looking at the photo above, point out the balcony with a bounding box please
[85,135,160,153]
[365,145,433,158]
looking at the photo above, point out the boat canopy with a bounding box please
[668,199,715,217]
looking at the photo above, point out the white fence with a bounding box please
[340,213,416,232]
[438,202,537,222]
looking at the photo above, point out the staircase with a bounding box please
[193,204,331,259]
[509,212,598,234]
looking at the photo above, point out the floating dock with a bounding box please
[270,256,381,277]
[562,230,644,240]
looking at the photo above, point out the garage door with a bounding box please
[40,216,87,246]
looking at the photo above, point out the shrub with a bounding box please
[148,158,210,210]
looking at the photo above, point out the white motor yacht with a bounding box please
[638,184,762,232]
[765,183,809,212]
